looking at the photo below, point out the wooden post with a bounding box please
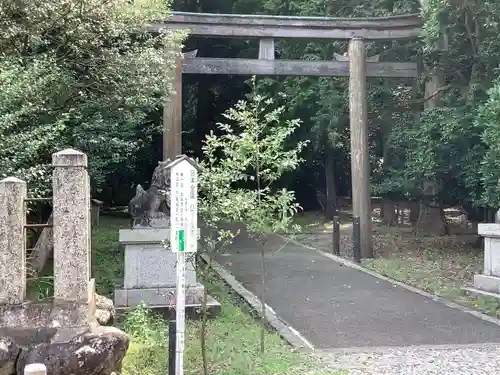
[348,37,373,259]
[163,50,198,161]
[163,53,183,161]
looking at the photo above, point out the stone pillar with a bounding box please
[0,177,27,304]
[52,149,91,302]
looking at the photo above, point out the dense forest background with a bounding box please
[2,0,500,235]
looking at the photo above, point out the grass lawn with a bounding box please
[92,216,342,375]
[362,246,500,317]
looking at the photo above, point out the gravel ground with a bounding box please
[314,344,500,374]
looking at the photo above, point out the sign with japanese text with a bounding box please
[170,157,198,253]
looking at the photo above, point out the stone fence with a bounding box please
[0,149,91,305]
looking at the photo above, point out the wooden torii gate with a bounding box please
[152,11,422,259]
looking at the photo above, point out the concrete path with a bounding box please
[215,232,500,350]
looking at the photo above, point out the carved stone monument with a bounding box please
[114,159,220,317]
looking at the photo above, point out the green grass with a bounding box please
[363,246,500,317]
[122,279,308,375]
[25,215,344,374]
[92,216,127,296]
[90,216,343,375]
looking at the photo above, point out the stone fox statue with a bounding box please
[128,160,171,228]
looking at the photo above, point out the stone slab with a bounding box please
[473,274,500,294]
[123,244,197,288]
[114,284,205,307]
[478,223,500,238]
[120,227,201,244]
[0,300,92,345]
[216,231,500,349]
[462,286,500,301]
[119,228,170,244]
[114,285,221,319]
[484,237,500,277]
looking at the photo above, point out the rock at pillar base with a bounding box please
[16,326,129,375]
[1,299,128,375]
[0,337,19,375]
[95,294,116,326]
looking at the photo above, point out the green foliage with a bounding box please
[6,0,500,216]
[421,0,450,45]
[375,0,500,210]
[0,0,184,196]
[197,78,307,357]
[121,279,318,375]
[199,78,308,239]
[379,103,485,205]
[123,302,167,345]
[479,81,500,207]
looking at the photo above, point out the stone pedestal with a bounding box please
[463,224,500,299]
[114,228,220,318]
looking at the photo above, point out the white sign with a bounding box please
[168,155,199,375]
[170,157,198,253]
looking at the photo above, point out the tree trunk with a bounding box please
[382,198,397,226]
[416,18,448,235]
[325,148,337,217]
[417,181,447,235]
[409,201,419,224]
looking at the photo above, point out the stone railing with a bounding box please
[0,150,128,375]
[0,149,91,306]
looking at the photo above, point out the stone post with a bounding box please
[0,177,27,304]
[52,149,91,302]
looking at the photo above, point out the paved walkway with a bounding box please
[215,232,500,350]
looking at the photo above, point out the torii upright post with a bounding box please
[348,37,373,259]
[163,53,182,161]
[163,50,198,161]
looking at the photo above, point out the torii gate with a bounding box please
[150,11,422,259]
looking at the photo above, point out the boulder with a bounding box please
[0,337,19,375]
[16,326,129,375]
[95,294,116,326]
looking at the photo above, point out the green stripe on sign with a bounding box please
[178,229,185,252]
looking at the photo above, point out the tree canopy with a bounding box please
[2,0,500,231]
[0,0,184,198]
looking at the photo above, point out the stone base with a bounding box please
[461,285,500,301]
[114,284,221,319]
[0,300,94,345]
[472,274,500,294]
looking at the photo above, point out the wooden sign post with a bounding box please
[169,155,199,375]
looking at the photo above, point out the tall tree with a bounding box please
[0,0,184,197]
